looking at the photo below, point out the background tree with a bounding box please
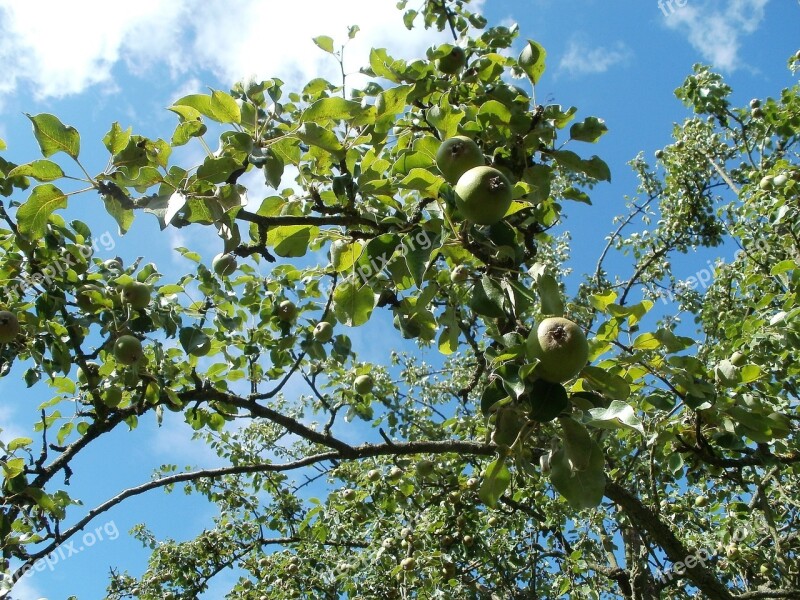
[0,1,798,598]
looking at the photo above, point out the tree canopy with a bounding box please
[1,1,799,598]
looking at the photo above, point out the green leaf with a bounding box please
[399,168,443,196]
[197,156,241,184]
[17,184,68,238]
[536,273,564,316]
[569,117,608,143]
[481,378,509,416]
[518,40,547,84]
[581,366,631,401]
[103,122,132,154]
[103,193,135,234]
[331,240,364,272]
[739,364,762,383]
[26,113,80,159]
[632,332,661,350]
[478,458,511,508]
[173,94,237,125]
[6,437,32,452]
[313,35,335,54]
[551,150,611,182]
[549,440,605,509]
[587,400,644,435]
[296,123,344,156]
[426,103,465,140]
[559,417,594,471]
[2,457,25,479]
[267,225,318,258]
[179,327,211,355]
[497,363,525,400]
[301,98,364,124]
[470,275,506,318]
[526,379,569,422]
[211,90,241,124]
[562,186,591,204]
[581,156,612,182]
[7,160,64,182]
[333,279,375,327]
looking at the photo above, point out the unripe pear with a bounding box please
[527,317,589,383]
[454,166,513,226]
[0,311,20,343]
[436,136,484,184]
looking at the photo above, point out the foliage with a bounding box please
[0,1,799,599]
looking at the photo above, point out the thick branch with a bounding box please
[604,481,735,600]
[235,209,380,230]
[11,439,495,583]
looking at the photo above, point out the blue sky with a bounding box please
[0,0,797,597]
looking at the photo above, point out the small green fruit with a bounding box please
[751,107,764,118]
[527,317,589,383]
[729,351,746,367]
[454,166,513,225]
[749,98,761,109]
[114,335,144,366]
[341,489,356,501]
[759,175,774,190]
[313,321,334,343]
[367,469,382,482]
[450,265,470,283]
[654,149,664,159]
[695,495,709,508]
[354,374,374,395]
[400,557,416,570]
[212,253,237,277]
[388,466,403,481]
[276,300,298,322]
[772,174,788,188]
[436,136,484,184]
[415,459,435,477]
[120,282,151,309]
[436,46,466,74]
[0,311,20,343]
[77,362,100,387]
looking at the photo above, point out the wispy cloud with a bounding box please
[558,39,632,76]
[661,0,770,71]
[0,0,474,100]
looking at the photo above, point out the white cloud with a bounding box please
[558,39,632,76]
[0,0,178,98]
[0,0,475,101]
[0,403,30,445]
[661,0,770,71]
[2,572,47,600]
